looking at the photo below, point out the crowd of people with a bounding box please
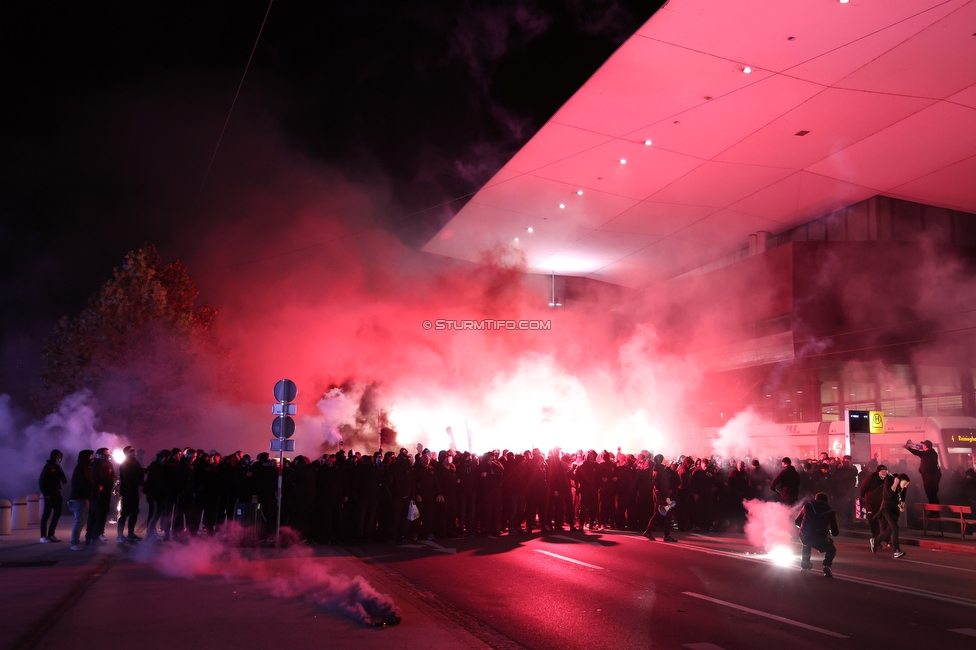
[37,439,975,553]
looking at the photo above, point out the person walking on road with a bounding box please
[794,492,839,577]
[859,464,889,539]
[870,474,911,559]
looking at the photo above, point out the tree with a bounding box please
[40,244,216,435]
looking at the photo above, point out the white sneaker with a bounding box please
[40,537,50,543]
[70,544,85,551]
[98,534,108,542]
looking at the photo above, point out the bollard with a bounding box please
[11,496,28,530]
[27,493,40,525]
[0,500,10,535]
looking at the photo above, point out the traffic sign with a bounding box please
[274,379,297,403]
[272,403,297,415]
[271,416,296,439]
[271,439,295,452]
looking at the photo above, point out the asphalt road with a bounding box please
[355,530,976,650]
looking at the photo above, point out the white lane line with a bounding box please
[651,539,976,609]
[900,558,976,574]
[833,573,976,609]
[949,628,976,637]
[534,549,604,570]
[682,592,849,639]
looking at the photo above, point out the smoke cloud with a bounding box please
[150,524,401,626]
[743,499,797,553]
[0,391,127,500]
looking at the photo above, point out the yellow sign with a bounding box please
[869,410,885,434]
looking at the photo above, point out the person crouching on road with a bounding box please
[794,492,839,577]
[870,474,910,559]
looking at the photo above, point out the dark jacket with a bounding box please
[39,460,68,497]
[771,465,800,504]
[69,451,96,501]
[859,472,886,512]
[794,499,839,547]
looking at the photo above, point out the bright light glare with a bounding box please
[839,0,849,3]
[767,544,795,567]
[527,227,534,233]
[743,66,752,74]
[559,203,565,209]
[619,158,627,165]
[577,190,583,195]
[644,139,652,146]
[112,448,126,464]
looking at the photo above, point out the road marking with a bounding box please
[833,574,976,609]
[420,540,457,554]
[682,592,848,638]
[653,539,976,610]
[949,628,976,637]
[534,549,603,570]
[899,558,976,574]
[549,534,601,546]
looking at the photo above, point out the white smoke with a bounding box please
[0,392,126,500]
[743,499,797,553]
[712,408,773,461]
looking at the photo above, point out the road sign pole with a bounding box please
[276,406,284,549]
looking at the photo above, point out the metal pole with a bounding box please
[276,405,284,548]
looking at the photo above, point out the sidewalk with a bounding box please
[0,521,495,650]
[841,521,976,554]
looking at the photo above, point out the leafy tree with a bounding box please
[40,244,216,435]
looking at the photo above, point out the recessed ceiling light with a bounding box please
[559,203,565,209]
[527,227,533,233]
[577,190,583,195]
[839,0,849,3]
[514,237,519,242]
[619,158,627,164]
[644,139,652,146]
[743,66,752,74]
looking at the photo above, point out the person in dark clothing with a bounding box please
[859,464,889,538]
[87,448,116,545]
[172,448,197,538]
[770,457,800,506]
[905,440,942,504]
[117,446,144,543]
[642,455,677,542]
[39,449,68,543]
[456,452,479,537]
[870,474,910,559]
[413,454,436,540]
[433,450,458,538]
[285,455,317,541]
[794,492,839,577]
[388,449,414,542]
[522,450,549,533]
[548,450,575,531]
[575,451,600,530]
[479,451,505,536]
[144,450,168,541]
[67,450,96,550]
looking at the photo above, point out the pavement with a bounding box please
[2,516,973,650]
[0,519,493,650]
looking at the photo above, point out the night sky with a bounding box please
[0,1,664,402]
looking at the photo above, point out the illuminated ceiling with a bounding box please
[423,0,976,288]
